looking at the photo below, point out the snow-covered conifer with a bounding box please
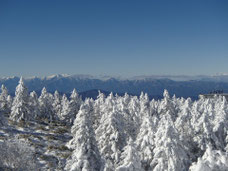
[60,94,69,121]
[119,94,139,140]
[189,145,228,171]
[116,138,143,171]
[52,90,62,120]
[0,85,11,116]
[93,91,106,130]
[151,113,190,171]
[10,78,31,122]
[7,95,13,110]
[139,92,150,121]
[191,99,221,152]
[128,96,141,136]
[38,87,55,121]
[62,89,82,125]
[70,88,82,110]
[65,99,102,171]
[212,96,228,151]
[95,103,126,168]
[175,98,193,140]
[136,112,157,170]
[158,89,177,121]
[29,91,40,119]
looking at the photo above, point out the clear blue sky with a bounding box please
[0,0,227,77]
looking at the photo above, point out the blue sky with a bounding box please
[0,0,227,77]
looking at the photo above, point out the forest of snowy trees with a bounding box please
[0,78,82,124]
[1,77,228,170]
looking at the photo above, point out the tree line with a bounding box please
[0,77,82,125]
[65,87,228,170]
[1,78,228,170]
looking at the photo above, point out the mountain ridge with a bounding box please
[1,74,228,99]
[2,73,228,82]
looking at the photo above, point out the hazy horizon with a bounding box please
[1,73,228,79]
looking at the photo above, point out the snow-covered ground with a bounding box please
[0,119,72,170]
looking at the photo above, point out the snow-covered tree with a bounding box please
[115,94,136,140]
[189,145,228,171]
[68,89,82,123]
[52,90,62,120]
[158,90,177,121]
[60,89,82,125]
[174,98,198,163]
[116,138,143,171]
[65,99,102,171]
[212,96,228,151]
[7,95,13,111]
[175,98,193,137]
[93,91,106,130]
[0,85,11,116]
[60,94,70,121]
[151,113,190,171]
[128,96,141,138]
[139,92,150,120]
[136,112,157,170]
[10,78,32,122]
[191,98,222,153]
[69,88,82,112]
[29,91,40,119]
[95,101,126,169]
[38,87,55,121]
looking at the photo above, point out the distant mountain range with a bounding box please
[2,74,228,100]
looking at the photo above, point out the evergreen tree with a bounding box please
[190,145,228,171]
[0,85,11,116]
[29,91,40,119]
[116,138,143,171]
[116,94,137,140]
[95,99,126,169]
[60,94,70,121]
[128,96,141,138]
[212,96,228,151]
[151,113,190,171]
[60,89,82,125]
[10,77,31,122]
[158,90,177,121]
[70,88,82,111]
[65,100,102,171]
[38,87,55,121]
[68,89,82,124]
[191,99,220,152]
[174,98,197,162]
[175,98,193,138]
[52,90,62,120]
[93,91,106,130]
[7,95,13,111]
[139,92,150,120]
[136,112,157,170]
